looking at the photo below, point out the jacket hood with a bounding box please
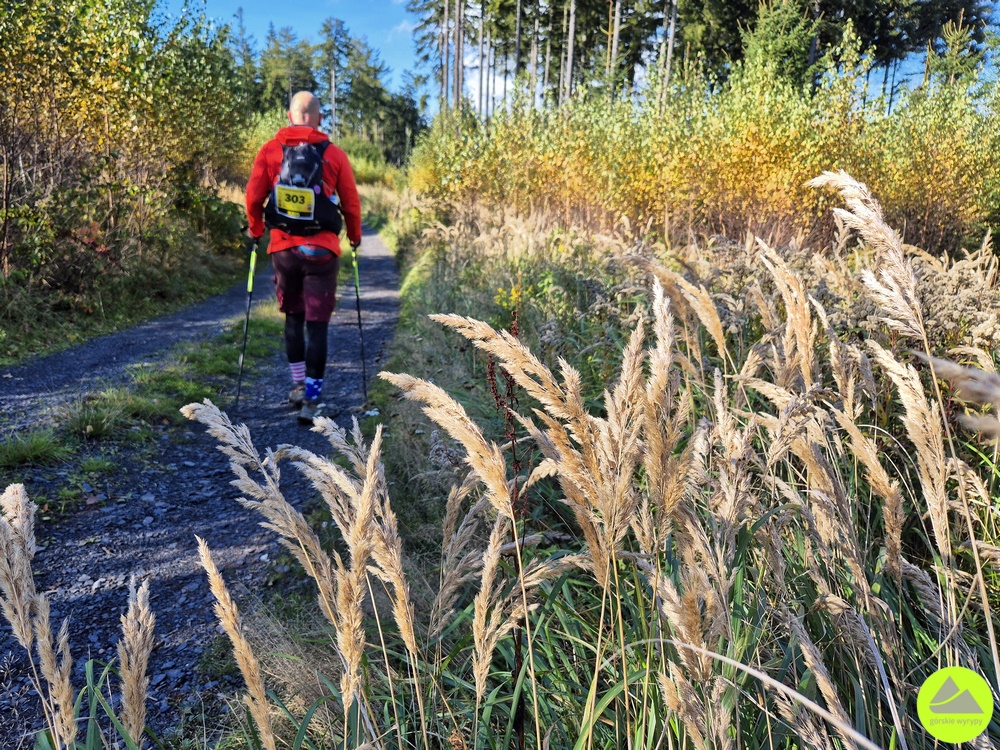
[275,125,330,145]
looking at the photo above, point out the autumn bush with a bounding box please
[0,0,248,358]
[411,21,999,252]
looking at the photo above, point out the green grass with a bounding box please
[82,301,285,432]
[197,634,242,682]
[60,396,129,440]
[0,428,72,468]
[79,455,116,473]
[0,297,284,474]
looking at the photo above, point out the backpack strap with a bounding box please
[315,141,333,193]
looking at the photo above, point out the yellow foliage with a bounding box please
[412,65,1000,252]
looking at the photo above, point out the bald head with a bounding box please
[288,91,321,128]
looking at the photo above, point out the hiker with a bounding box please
[246,90,362,424]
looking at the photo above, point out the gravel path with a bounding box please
[1,264,270,433]
[0,226,399,748]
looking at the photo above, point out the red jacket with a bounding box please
[246,125,362,256]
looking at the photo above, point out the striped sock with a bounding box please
[289,361,305,384]
[305,377,323,401]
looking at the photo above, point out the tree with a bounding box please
[230,8,262,116]
[740,0,819,86]
[408,0,450,109]
[260,25,318,110]
[316,18,352,138]
[384,73,428,163]
[926,13,989,84]
[670,0,993,81]
[340,38,392,139]
[0,0,247,285]
[670,0,758,79]
[817,0,991,68]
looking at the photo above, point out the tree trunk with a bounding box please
[888,58,899,113]
[459,0,465,102]
[657,0,668,103]
[478,0,485,116]
[544,25,551,103]
[503,43,508,106]
[558,0,568,103]
[486,30,493,117]
[565,0,576,99]
[454,0,463,106]
[610,0,621,94]
[664,0,678,91]
[605,0,613,80]
[807,0,820,67]
[443,0,450,110]
[438,26,446,107]
[529,12,539,104]
[330,57,337,139]
[515,0,523,77]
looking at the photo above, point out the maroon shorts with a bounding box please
[271,247,339,322]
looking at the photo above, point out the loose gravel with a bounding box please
[0,227,399,748]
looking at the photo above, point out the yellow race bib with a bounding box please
[275,185,316,219]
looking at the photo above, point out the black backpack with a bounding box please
[263,141,343,236]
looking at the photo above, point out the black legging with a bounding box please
[284,313,328,380]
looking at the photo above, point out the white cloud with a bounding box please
[388,20,416,39]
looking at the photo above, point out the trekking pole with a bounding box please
[234,237,259,412]
[350,242,368,403]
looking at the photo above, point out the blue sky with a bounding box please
[163,0,419,90]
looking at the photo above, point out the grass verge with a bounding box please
[0,223,255,367]
[363,198,638,552]
[178,174,1000,749]
[0,294,284,517]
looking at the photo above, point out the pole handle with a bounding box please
[247,239,259,294]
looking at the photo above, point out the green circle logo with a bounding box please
[917,666,994,743]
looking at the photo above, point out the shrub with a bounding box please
[411,26,999,252]
[0,0,249,359]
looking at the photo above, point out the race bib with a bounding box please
[275,186,315,219]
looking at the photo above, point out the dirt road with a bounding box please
[0,227,398,747]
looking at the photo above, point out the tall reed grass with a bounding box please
[173,173,1000,747]
[0,484,155,749]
